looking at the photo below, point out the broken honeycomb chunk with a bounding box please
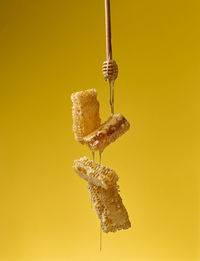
[83,113,130,152]
[87,183,131,233]
[73,156,118,189]
[71,89,101,143]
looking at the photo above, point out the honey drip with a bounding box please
[91,151,95,209]
[92,151,95,161]
[99,151,102,165]
[109,79,115,115]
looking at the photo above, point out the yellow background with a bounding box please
[0,0,199,260]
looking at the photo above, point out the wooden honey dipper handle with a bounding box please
[102,0,118,82]
[105,0,112,60]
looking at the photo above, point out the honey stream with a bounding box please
[92,151,95,161]
[90,151,95,209]
[109,79,115,115]
[91,76,114,251]
[90,150,103,251]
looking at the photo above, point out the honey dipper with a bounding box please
[102,0,118,115]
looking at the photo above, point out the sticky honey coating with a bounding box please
[73,156,118,189]
[71,89,101,143]
[87,183,131,233]
[83,113,130,152]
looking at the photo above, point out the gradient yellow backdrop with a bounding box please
[0,0,199,260]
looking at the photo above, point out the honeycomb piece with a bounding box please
[87,183,131,233]
[73,156,118,189]
[71,89,101,143]
[83,113,130,152]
